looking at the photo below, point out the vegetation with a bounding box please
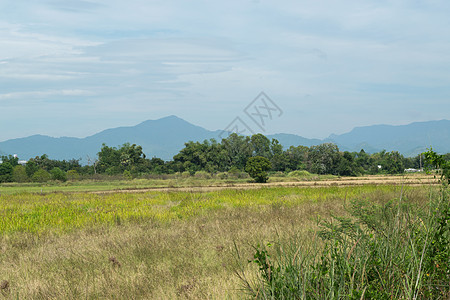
[0,185,431,299]
[245,156,272,183]
[243,149,450,299]
[1,133,440,184]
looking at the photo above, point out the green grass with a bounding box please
[0,172,346,195]
[0,185,411,235]
[0,177,248,195]
[0,184,434,299]
[243,186,449,299]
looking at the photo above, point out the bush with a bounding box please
[287,170,311,177]
[66,170,80,181]
[194,171,211,179]
[0,162,13,183]
[50,167,67,182]
[245,156,271,183]
[12,165,28,182]
[32,168,51,183]
[123,170,133,180]
[215,172,228,179]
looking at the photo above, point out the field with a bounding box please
[0,175,439,299]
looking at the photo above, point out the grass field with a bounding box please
[0,172,433,195]
[0,178,436,299]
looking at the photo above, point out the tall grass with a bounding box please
[243,185,450,299]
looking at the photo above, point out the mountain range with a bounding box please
[0,116,449,162]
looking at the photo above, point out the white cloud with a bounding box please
[0,0,449,141]
[0,89,94,100]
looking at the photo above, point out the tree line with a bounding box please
[0,133,447,183]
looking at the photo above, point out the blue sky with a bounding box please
[1,0,449,142]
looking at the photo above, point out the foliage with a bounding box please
[424,148,450,184]
[66,169,80,181]
[245,156,272,183]
[287,170,311,177]
[32,168,51,183]
[243,150,450,299]
[12,165,28,183]
[0,162,13,183]
[50,167,67,182]
[2,134,442,183]
[246,192,449,299]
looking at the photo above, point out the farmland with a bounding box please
[0,173,439,299]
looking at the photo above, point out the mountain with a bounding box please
[0,116,221,161]
[326,120,450,156]
[0,116,449,162]
[267,133,322,148]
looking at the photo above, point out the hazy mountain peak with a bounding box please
[0,116,449,161]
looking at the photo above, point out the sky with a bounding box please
[1,0,449,142]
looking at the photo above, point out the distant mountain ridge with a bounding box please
[0,116,449,161]
[325,119,450,156]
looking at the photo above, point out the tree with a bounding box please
[308,143,341,175]
[67,170,80,181]
[0,162,13,183]
[1,155,18,167]
[32,168,51,183]
[50,167,67,182]
[336,151,358,176]
[221,133,252,170]
[424,148,450,184]
[250,134,271,158]
[245,156,272,183]
[12,165,28,182]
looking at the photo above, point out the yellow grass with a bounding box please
[0,185,432,299]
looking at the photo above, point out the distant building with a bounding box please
[0,155,27,166]
[405,168,422,173]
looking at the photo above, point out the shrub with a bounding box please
[123,170,132,180]
[0,162,13,183]
[245,156,271,183]
[50,167,67,182]
[66,170,80,181]
[12,165,29,182]
[215,172,228,179]
[194,171,211,179]
[287,170,311,177]
[32,168,51,183]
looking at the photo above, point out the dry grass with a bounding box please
[0,185,432,299]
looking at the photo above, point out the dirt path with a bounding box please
[93,174,438,194]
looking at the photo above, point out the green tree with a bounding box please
[66,170,80,181]
[336,151,358,176]
[32,168,51,182]
[424,148,450,184]
[50,167,67,182]
[25,160,40,177]
[308,143,341,175]
[97,143,147,174]
[221,133,252,170]
[285,145,308,171]
[250,134,271,158]
[245,156,272,183]
[12,165,28,182]
[0,162,13,183]
[1,155,18,167]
